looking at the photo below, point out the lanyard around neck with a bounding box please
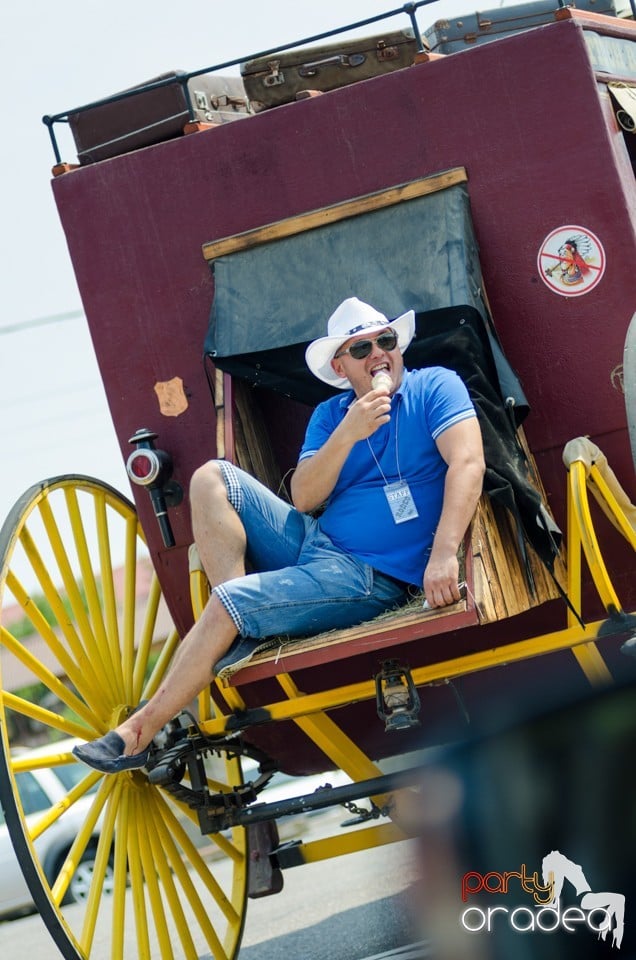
[366,400,402,485]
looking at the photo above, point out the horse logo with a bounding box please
[542,850,625,949]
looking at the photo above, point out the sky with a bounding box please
[0,0,517,539]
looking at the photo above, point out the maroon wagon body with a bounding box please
[51,13,636,772]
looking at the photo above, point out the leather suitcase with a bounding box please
[68,72,251,165]
[424,0,617,53]
[241,29,428,110]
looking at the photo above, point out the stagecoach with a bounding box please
[1,3,635,957]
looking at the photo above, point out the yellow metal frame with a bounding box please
[1,461,632,957]
[186,455,636,869]
[566,460,636,683]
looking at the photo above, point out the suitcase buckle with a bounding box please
[376,42,400,62]
[263,61,285,88]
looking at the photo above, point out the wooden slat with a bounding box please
[472,552,499,623]
[223,373,236,464]
[232,402,253,476]
[214,368,225,459]
[233,380,281,492]
[469,431,567,624]
[202,168,468,261]
[496,505,535,617]
[471,498,510,621]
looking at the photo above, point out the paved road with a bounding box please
[0,812,424,960]
[237,833,422,960]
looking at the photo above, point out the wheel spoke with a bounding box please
[29,767,102,842]
[36,496,107,698]
[153,790,241,927]
[0,477,248,960]
[64,488,121,704]
[110,781,130,960]
[11,747,90,774]
[122,516,139,703]
[2,690,93,739]
[132,574,163,702]
[6,562,111,718]
[209,827,247,865]
[50,775,115,905]
[127,789,152,960]
[149,791,229,960]
[94,492,126,696]
[135,797,175,960]
[141,625,179,701]
[146,794,200,959]
[1,624,104,733]
[81,777,124,955]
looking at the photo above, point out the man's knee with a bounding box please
[190,460,228,510]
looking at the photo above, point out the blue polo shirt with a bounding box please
[298,367,476,586]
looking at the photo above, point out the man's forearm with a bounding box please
[429,459,484,563]
[292,388,393,513]
[424,416,485,607]
[291,425,356,513]
[423,460,484,607]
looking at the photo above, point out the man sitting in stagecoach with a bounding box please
[74,296,485,773]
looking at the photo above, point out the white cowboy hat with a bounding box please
[305,297,416,389]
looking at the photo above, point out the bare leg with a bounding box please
[114,594,237,755]
[105,462,245,756]
[190,460,247,586]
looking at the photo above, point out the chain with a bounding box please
[341,799,382,821]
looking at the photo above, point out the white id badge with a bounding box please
[383,481,419,524]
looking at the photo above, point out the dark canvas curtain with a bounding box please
[206,182,528,421]
[206,184,481,354]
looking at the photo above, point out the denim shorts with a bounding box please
[211,461,408,639]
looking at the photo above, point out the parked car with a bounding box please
[241,758,352,815]
[0,738,112,920]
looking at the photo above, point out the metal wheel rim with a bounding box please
[0,475,248,959]
[68,857,115,903]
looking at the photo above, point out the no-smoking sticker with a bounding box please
[537,226,605,297]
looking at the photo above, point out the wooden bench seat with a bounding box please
[224,493,564,685]
[195,377,566,686]
[190,485,566,686]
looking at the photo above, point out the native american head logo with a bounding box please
[538,226,605,296]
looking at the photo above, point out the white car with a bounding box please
[241,758,352,815]
[0,738,113,920]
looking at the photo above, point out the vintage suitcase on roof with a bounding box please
[68,71,251,165]
[424,0,618,54]
[241,29,428,110]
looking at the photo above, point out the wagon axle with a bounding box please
[144,720,425,834]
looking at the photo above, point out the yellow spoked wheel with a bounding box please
[0,476,248,960]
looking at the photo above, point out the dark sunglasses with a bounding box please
[334,329,399,361]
